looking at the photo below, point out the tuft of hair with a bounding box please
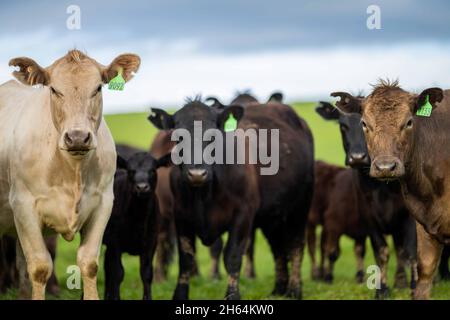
[184,94,203,104]
[367,78,410,111]
[66,49,88,63]
[370,78,402,93]
[234,89,253,96]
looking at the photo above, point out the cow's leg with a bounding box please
[141,213,158,301]
[209,237,223,279]
[244,228,256,279]
[264,228,288,296]
[318,228,326,280]
[45,236,60,296]
[16,241,31,299]
[323,229,340,283]
[414,223,442,300]
[103,245,124,300]
[286,239,305,299]
[354,237,366,283]
[191,240,200,277]
[154,218,175,282]
[173,222,195,300]
[12,198,52,300]
[77,192,114,300]
[404,217,418,291]
[369,232,390,300]
[306,222,320,280]
[140,248,155,300]
[223,221,250,300]
[438,246,450,280]
[392,233,408,289]
[223,209,253,300]
[0,237,19,293]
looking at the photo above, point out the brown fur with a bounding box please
[332,80,450,299]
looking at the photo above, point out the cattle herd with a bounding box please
[0,51,448,300]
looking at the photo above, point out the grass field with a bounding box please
[2,103,449,300]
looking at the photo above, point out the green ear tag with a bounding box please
[108,68,125,91]
[224,113,238,132]
[416,95,432,117]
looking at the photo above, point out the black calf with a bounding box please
[102,145,170,300]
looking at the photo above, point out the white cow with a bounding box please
[0,50,140,299]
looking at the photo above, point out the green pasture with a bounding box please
[1,103,449,300]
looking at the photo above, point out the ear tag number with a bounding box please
[108,68,125,91]
[224,113,238,132]
[416,95,432,117]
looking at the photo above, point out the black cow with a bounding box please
[206,92,315,298]
[102,144,171,300]
[316,101,418,299]
[149,99,260,300]
[241,102,314,299]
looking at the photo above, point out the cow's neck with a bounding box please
[51,145,98,192]
[401,116,450,238]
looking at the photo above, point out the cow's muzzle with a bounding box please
[370,156,405,180]
[347,152,370,167]
[63,129,93,156]
[187,169,208,187]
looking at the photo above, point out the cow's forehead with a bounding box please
[128,153,157,170]
[362,90,413,123]
[48,52,103,90]
[175,102,216,123]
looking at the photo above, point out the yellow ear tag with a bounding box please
[108,68,125,91]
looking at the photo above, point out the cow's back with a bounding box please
[240,104,314,221]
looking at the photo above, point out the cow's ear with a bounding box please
[414,88,444,113]
[156,153,172,168]
[116,154,128,170]
[217,105,244,130]
[268,92,283,103]
[148,108,175,130]
[9,57,49,86]
[330,92,362,114]
[206,97,226,109]
[103,53,141,83]
[315,101,340,120]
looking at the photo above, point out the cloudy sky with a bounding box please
[0,0,449,113]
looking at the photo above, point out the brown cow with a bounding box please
[307,161,343,280]
[331,79,449,299]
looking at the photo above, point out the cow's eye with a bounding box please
[405,118,413,129]
[91,85,102,97]
[361,120,368,131]
[50,86,63,97]
[340,124,348,132]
